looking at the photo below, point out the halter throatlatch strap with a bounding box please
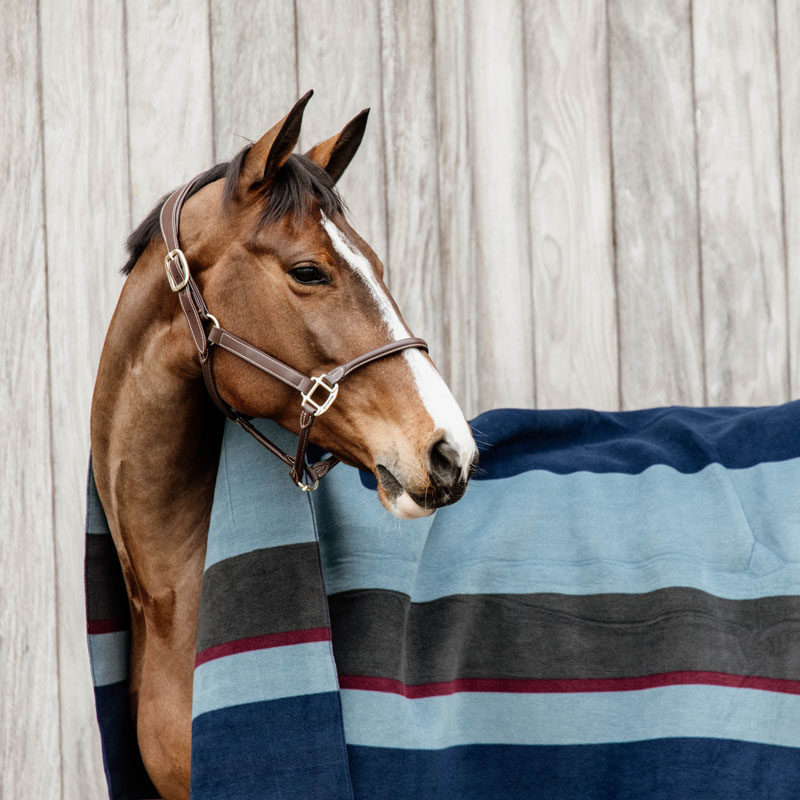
[158,176,428,490]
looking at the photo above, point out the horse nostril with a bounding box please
[428,437,462,488]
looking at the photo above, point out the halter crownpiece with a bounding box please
[159,174,428,490]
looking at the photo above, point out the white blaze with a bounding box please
[320,212,475,479]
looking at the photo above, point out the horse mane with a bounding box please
[121,150,344,275]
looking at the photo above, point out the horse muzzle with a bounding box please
[375,432,478,519]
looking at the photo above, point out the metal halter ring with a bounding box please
[296,477,320,492]
[164,248,190,292]
[301,375,339,416]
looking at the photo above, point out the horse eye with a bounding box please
[289,265,330,285]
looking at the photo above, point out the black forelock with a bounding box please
[121,150,344,275]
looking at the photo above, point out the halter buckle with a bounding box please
[164,249,190,292]
[301,375,338,416]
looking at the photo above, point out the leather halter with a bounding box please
[159,174,427,490]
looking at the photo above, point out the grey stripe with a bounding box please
[328,587,800,683]
[195,542,329,654]
[85,533,130,624]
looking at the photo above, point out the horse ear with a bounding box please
[305,108,369,184]
[239,90,313,192]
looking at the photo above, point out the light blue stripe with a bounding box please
[340,685,800,750]
[86,462,111,535]
[313,457,800,601]
[88,631,129,687]
[205,420,318,567]
[192,641,339,718]
[206,418,800,598]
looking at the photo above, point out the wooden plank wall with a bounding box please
[2,1,796,796]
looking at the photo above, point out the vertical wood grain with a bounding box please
[609,0,705,409]
[523,0,618,410]
[778,0,800,399]
[39,1,129,795]
[295,0,388,264]
[693,0,787,405]
[126,0,215,223]
[431,0,479,416]
[378,0,445,375]
[0,3,61,797]
[7,4,800,793]
[209,0,298,162]
[466,0,536,412]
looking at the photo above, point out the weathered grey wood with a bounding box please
[7,3,800,791]
[126,0,215,224]
[609,0,705,409]
[0,3,61,797]
[209,0,298,162]
[378,0,445,379]
[777,0,798,398]
[39,1,130,796]
[295,0,388,264]
[693,0,787,405]
[523,0,618,410]
[465,0,536,412]
[431,0,479,417]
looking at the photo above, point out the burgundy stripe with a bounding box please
[87,618,128,635]
[195,627,331,667]
[338,671,800,698]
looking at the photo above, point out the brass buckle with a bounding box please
[296,477,320,492]
[301,375,339,416]
[164,248,190,292]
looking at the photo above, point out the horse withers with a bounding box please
[90,91,477,799]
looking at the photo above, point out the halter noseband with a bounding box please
[159,174,427,491]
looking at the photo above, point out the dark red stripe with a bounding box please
[338,671,800,698]
[195,627,331,667]
[87,618,128,635]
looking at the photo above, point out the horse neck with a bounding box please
[91,243,223,591]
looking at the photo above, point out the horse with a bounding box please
[89,90,478,799]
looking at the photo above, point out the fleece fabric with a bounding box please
[86,402,800,799]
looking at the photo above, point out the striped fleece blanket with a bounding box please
[86,402,800,799]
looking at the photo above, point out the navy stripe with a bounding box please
[191,693,353,800]
[470,404,800,476]
[348,738,800,800]
[93,681,157,800]
[357,403,800,488]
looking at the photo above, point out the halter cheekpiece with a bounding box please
[160,174,428,491]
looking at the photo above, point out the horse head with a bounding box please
[161,91,477,518]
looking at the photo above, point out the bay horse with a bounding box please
[90,91,478,799]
